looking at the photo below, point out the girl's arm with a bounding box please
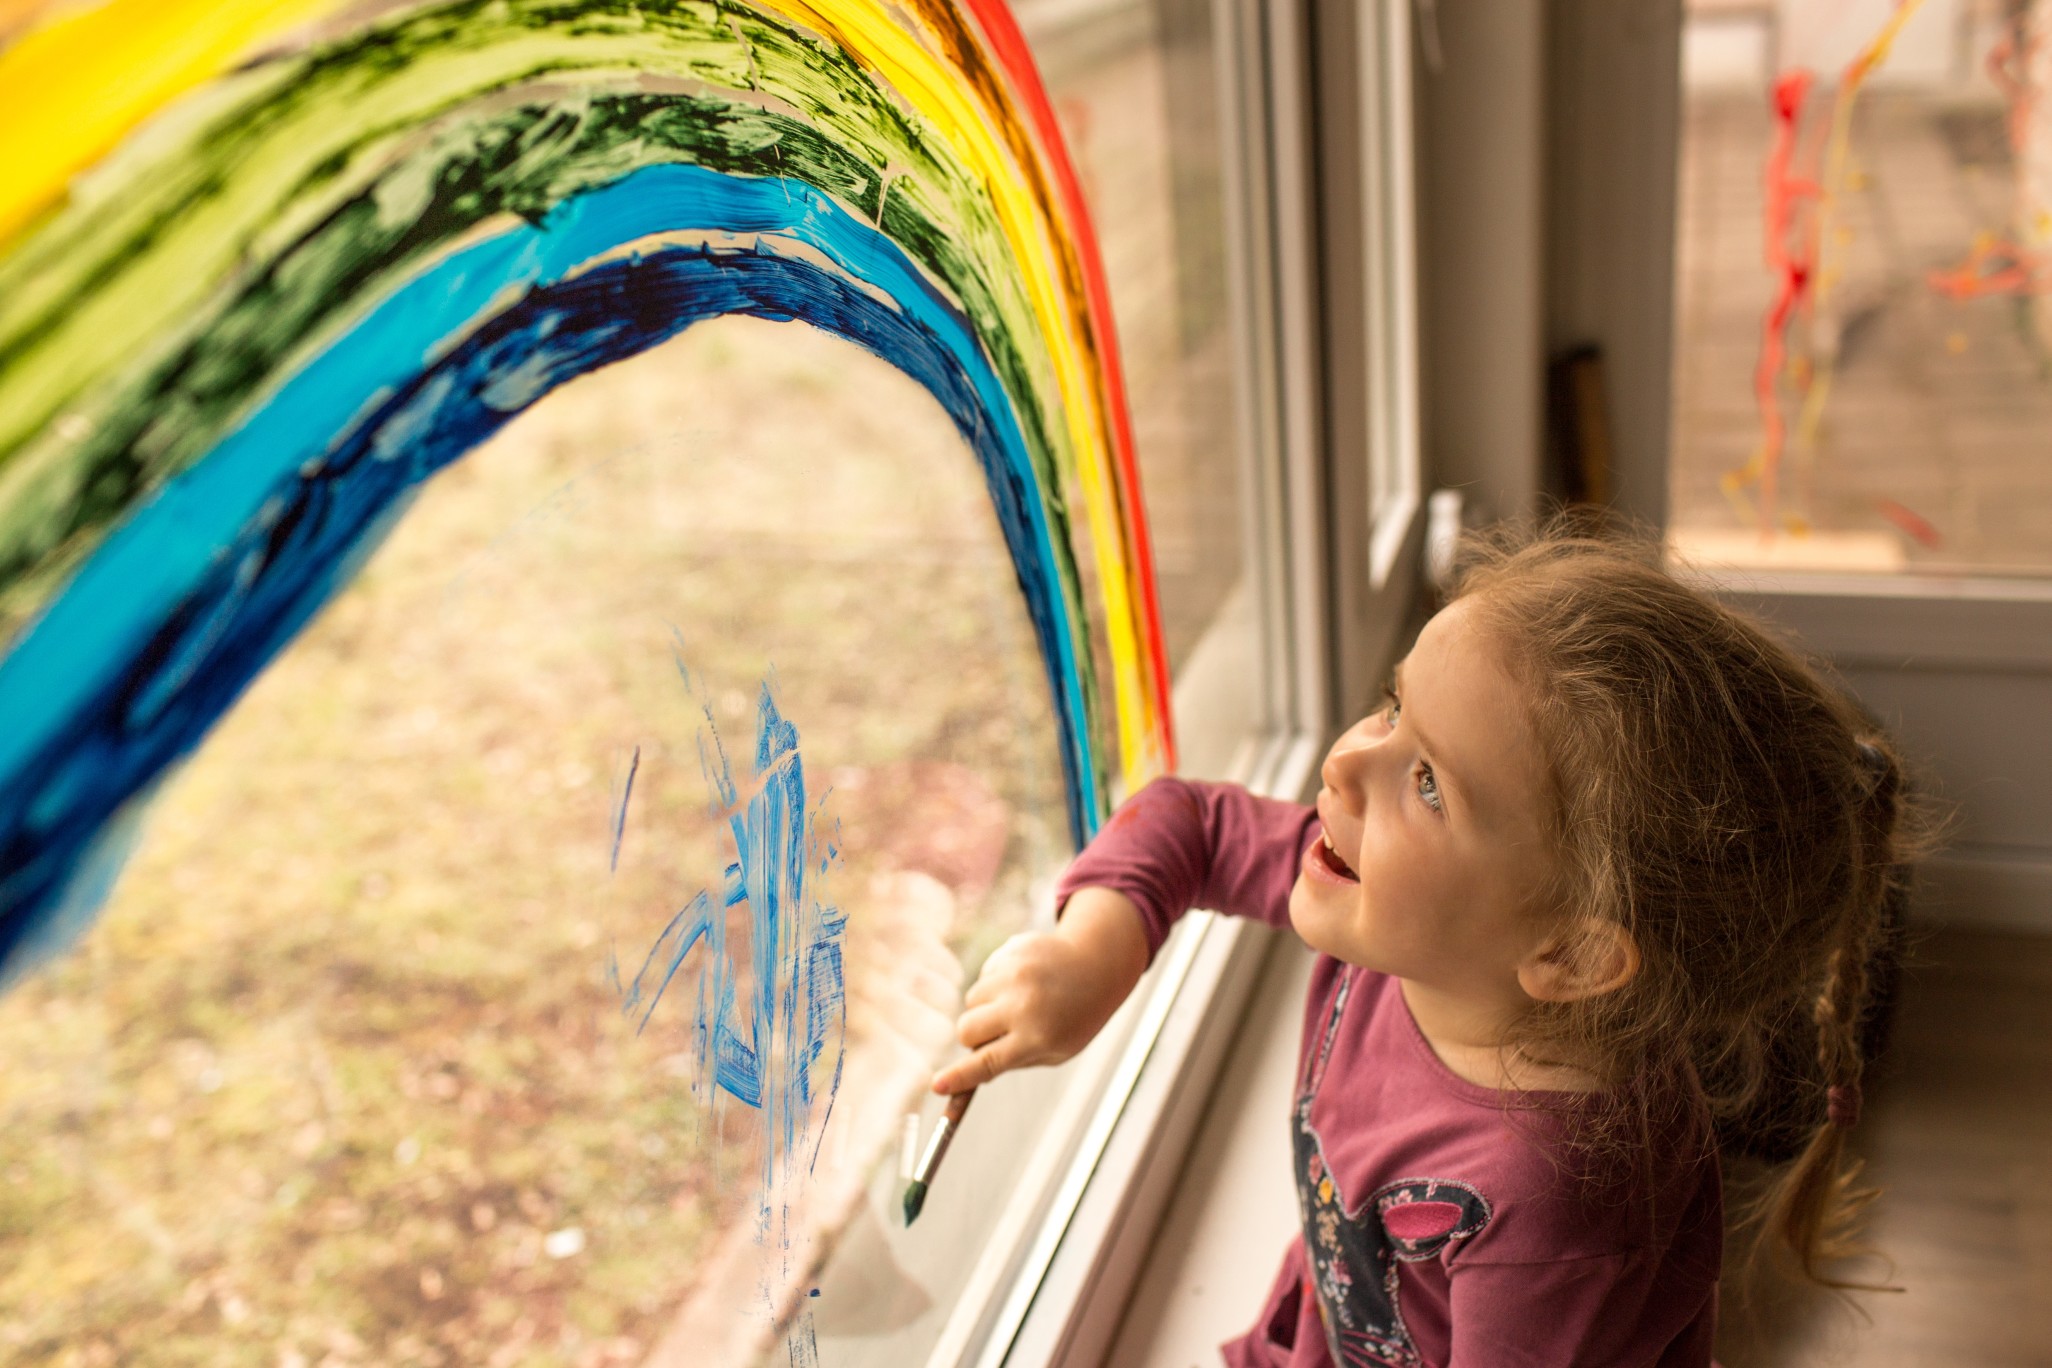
[930,885,1148,1094]
[932,778,1314,1094]
[1054,776,1316,957]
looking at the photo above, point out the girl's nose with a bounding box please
[1320,720,1379,797]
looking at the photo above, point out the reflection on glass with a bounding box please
[1671,0,2052,575]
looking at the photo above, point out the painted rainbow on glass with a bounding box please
[0,0,1175,982]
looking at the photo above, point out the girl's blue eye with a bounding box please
[1383,690,1401,727]
[1416,764,1443,814]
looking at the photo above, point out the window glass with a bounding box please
[1018,0,1258,786]
[1671,0,2052,575]
[0,6,1252,1368]
[1024,0,1248,674]
[1,318,1071,1366]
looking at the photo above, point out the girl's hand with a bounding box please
[931,887,1150,1095]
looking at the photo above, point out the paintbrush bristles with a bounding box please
[900,1087,975,1226]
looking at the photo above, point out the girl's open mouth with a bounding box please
[1312,827,1359,883]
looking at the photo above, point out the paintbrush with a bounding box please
[901,1087,974,1226]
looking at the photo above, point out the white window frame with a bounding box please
[1360,0,1423,592]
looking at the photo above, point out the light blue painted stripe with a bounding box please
[0,161,1093,811]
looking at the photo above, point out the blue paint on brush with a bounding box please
[0,162,1099,984]
[615,668,845,1234]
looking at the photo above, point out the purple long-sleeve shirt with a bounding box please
[1056,779,1722,1368]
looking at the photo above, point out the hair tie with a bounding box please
[1856,740,1888,779]
[1826,1083,1862,1130]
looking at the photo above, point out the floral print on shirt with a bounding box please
[1292,973,1494,1367]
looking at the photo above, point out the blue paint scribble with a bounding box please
[609,744,640,873]
[618,666,846,1243]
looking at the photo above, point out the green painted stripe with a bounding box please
[0,0,1076,655]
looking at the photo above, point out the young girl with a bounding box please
[932,529,1910,1367]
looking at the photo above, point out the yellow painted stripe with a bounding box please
[0,0,349,247]
[767,0,1152,782]
[0,0,83,46]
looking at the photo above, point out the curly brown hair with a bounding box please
[1448,523,1924,1288]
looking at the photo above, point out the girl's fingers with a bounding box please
[964,946,1027,1007]
[963,972,1002,1010]
[932,1037,1014,1095]
[955,1002,1007,1050]
[930,1054,974,1095]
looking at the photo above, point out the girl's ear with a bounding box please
[1518,917,1640,1003]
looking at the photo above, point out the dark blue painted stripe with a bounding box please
[0,164,1099,982]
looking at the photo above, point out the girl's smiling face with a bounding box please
[1289,597,1558,1006]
